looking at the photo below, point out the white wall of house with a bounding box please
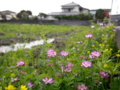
[10,13,16,18]
[90,11,96,15]
[0,17,2,20]
[62,6,79,12]
[6,17,11,20]
[83,9,89,14]
[45,15,57,20]
[72,6,79,12]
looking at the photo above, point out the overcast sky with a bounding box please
[0,0,120,15]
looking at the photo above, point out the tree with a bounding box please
[104,10,109,18]
[17,10,32,19]
[38,13,47,19]
[95,9,105,20]
[1,14,6,20]
[22,12,29,19]
[17,13,22,19]
[26,10,32,15]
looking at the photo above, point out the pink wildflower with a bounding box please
[66,62,73,68]
[60,51,68,56]
[80,56,86,59]
[64,68,72,73]
[42,77,53,84]
[81,60,92,68]
[77,84,88,90]
[104,40,107,42]
[113,29,116,32]
[91,25,95,28]
[100,23,103,26]
[68,44,72,47]
[17,61,25,67]
[89,51,101,59]
[47,63,54,66]
[89,54,94,59]
[11,78,19,82]
[99,71,109,79]
[77,41,84,44]
[47,49,56,57]
[75,73,77,77]
[64,62,73,73]
[27,82,33,88]
[85,34,93,38]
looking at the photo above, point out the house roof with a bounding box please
[61,2,80,7]
[90,9,111,12]
[47,12,79,16]
[0,10,16,13]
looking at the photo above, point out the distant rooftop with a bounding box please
[0,10,16,13]
[61,2,80,7]
[90,9,111,12]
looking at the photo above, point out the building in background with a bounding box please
[0,10,16,20]
[90,9,111,18]
[45,2,89,20]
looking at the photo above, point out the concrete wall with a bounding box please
[55,20,90,26]
[0,20,90,26]
[115,26,120,50]
[111,14,120,21]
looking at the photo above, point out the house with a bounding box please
[89,9,111,19]
[45,2,89,20]
[0,10,16,20]
[90,9,111,15]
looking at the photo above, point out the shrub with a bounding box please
[55,13,93,20]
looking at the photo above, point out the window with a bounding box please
[68,8,71,12]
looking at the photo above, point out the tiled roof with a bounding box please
[61,2,79,6]
[90,9,111,11]
[47,12,79,16]
[0,10,16,13]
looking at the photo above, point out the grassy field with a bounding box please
[0,23,120,90]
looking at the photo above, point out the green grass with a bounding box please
[0,23,90,40]
[0,23,119,90]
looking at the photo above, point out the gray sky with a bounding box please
[0,0,120,15]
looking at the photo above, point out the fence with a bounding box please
[0,20,91,26]
[0,19,120,26]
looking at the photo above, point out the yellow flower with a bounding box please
[34,69,37,73]
[104,64,107,68]
[10,73,15,78]
[116,54,120,57]
[102,44,105,47]
[3,76,5,78]
[118,50,120,53]
[110,48,113,51]
[92,45,95,47]
[104,49,108,52]
[0,82,1,84]
[99,44,102,46]
[87,51,90,54]
[59,61,61,63]
[106,44,109,47]
[21,85,27,90]
[5,85,16,90]
[74,54,76,56]
[67,58,69,61]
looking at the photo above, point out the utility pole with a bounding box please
[109,0,114,24]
